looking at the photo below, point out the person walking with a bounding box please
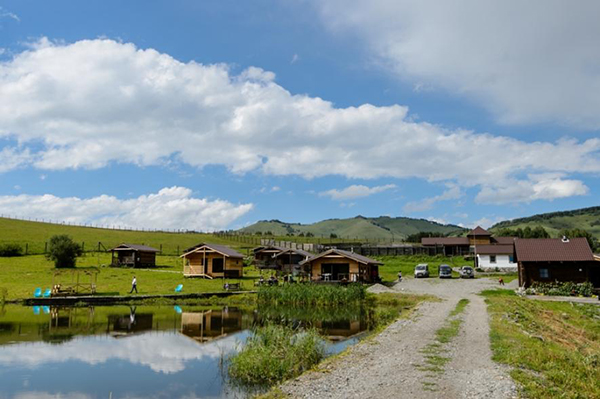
[130,275,138,294]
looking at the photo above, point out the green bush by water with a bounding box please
[228,324,325,386]
[257,283,366,306]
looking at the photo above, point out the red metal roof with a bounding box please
[467,226,491,236]
[475,244,514,255]
[515,238,594,262]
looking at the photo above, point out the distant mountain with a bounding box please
[491,206,600,240]
[238,216,467,240]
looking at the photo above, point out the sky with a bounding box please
[0,0,599,231]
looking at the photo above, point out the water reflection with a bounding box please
[0,303,375,398]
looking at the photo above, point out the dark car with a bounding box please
[459,266,475,279]
[438,264,452,279]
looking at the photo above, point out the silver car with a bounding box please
[459,266,475,279]
[414,263,430,278]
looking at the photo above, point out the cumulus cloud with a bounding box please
[0,187,252,231]
[320,184,396,201]
[476,174,589,205]
[0,39,598,203]
[314,0,600,129]
[403,185,463,213]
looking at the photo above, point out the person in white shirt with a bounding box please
[130,276,138,294]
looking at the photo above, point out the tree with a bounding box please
[46,235,82,268]
[560,228,597,251]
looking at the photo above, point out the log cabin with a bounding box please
[110,243,159,268]
[253,245,311,274]
[300,248,382,283]
[515,237,599,288]
[181,243,244,279]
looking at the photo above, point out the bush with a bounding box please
[526,281,594,297]
[46,235,83,268]
[257,283,367,306]
[0,243,23,257]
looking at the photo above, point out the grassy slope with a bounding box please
[0,217,252,255]
[483,290,600,399]
[240,216,466,240]
[491,206,600,240]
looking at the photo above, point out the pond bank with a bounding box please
[20,290,257,306]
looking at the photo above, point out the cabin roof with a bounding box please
[273,248,312,258]
[111,243,160,253]
[515,238,594,262]
[180,243,244,258]
[467,226,492,236]
[475,244,514,255]
[300,248,383,266]
[491,236,516,244]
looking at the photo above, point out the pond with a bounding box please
[0,303,376,398]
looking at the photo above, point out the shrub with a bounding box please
[228,324,325,386]
[46,235,83,268]
[526,281,594,297]
[0,243,23,257]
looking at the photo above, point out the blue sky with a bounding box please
[0,0,599,231]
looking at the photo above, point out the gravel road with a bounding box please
[280,278,518,399]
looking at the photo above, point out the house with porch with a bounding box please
[110,243,159,267]
[300,248,382,283]
[253,245,311,274]
[181,243,244,279]
[515,237,599,288]
[421,226,515,257]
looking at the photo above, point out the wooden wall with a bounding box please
[519,261,597,287]
[183,251,243,278]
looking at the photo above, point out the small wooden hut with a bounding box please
[300,248,382,283]
[181,243,244,279]
[253,245,311,274]
[110,243,159,268]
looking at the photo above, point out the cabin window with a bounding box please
[490,255,497,264]
[509,255,514,263]
[539,268,550,279]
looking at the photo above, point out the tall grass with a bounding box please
[257,283,366,306]
[228,324,325,386]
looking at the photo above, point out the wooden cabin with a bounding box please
[181,243,244,279]
[515,237,599,288]
[421,226,515,256]
[300,248,382,283]
[110,243,159,268]
[253,245,311,274]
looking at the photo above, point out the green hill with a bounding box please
[0,217,243,255]
[491,206,600,240]
[239,216,466,240]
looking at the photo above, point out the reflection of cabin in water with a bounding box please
[181,244,244,278]
[315,319,363,341]
[108,310,154,337]
[300,249,382,283]
[180,308,243,343]
[253,245,311,274]
[110,243,160,267]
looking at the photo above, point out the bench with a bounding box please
[224,283,241,291]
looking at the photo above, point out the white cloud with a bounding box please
[403,185,463,213]
[0,39,598,204]
[0,7,20,22]
[271,186,281,192]
[0,186,252,231]
[291,53,300,64]
[320,184,396,201]
[314,1,600,129]
[475,174,589,205]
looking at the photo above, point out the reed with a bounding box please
[257,283,366,306]
[228,324,325,386]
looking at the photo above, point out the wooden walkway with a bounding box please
[22,290,256,306]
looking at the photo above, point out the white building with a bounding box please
[475,244,517,271]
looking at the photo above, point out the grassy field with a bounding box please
[377,255,471,281]
[483,290,600,399]
[0,217,253,255]
[0,253,263,300]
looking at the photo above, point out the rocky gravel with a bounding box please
[280,278,518,399]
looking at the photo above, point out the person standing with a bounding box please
[130,275,138,294]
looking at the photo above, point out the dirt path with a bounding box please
[280,278,517,399]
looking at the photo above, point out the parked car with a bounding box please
[438,264,453,278]
[414,263,430,278]
[459,266,475,279]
